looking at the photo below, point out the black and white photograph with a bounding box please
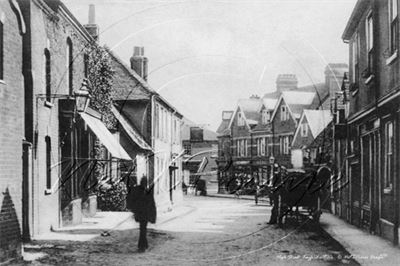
[0,0,400,265]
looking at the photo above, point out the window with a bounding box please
[300,123,308,137]
[266,137,272,156]
[366,12,373,72]
[260,138,265,156]
[183,143,191,155]
[155,104,159,139]
[0,20,3,80]
[281,105,289,121]
[238,112,245,126]
[244,139,248,157]
[352,33,359,83]
[384,122,394,189]
[280,136,290,155]
[161,107,165,140]
[262,109,270,124]
[44,49,51,102]
[66,38,73,95]
[45,136,51,190]
[256,138,266,156]
[389,0,398,54]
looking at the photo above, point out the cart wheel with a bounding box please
[312,210,321,222]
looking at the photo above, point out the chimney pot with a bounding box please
[88,4,95,24]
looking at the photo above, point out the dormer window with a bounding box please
[281,105,289,121]
[300,123,308,137]
[238,112,245,126]
[262,109,270,124]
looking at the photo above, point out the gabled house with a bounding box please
[270,91,316,167]
[227,95,263,190]
[291,110,332,168]
[108,46,183,211]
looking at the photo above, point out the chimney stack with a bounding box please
[88,4,95,24]
[130,46,148,81]
[276,74,298,92]
[84,4,99,42]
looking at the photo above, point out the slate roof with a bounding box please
[237,97,263,124]
[216,111,233,136]
[262,97,278,111]
[303,110,332,138]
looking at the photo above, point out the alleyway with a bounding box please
[17,196,358,266]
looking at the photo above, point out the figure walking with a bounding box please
[130,176,156,252]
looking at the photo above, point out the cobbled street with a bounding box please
[18,196,359,266]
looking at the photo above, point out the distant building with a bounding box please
[181,119,218,191]
[216,111,234,193]
[216,65,347,193]
[291,110,332,168]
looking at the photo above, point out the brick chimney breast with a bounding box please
[84,4,99,42]
[276,74,298,92]
[130,46,148,81]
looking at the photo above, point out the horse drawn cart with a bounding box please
[275,167,330,225]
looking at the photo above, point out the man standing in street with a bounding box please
[267,157,282,225]
[130,176,157,252]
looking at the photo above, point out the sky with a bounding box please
[64,0,357,131]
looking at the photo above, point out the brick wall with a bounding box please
[25,0,92,235]
[0,0,24,262]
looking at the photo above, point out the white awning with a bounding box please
[80,112,131,160]
[111,106,153,152]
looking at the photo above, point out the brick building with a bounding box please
[332,0,400,244]
[19,0,130,239]
[216,65,347,193]
[216,111,234,193]
[0,0,25,262]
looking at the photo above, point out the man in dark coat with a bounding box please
[130,177,156,252]
[268,163,282,224]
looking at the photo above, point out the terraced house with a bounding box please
[332,0,400,245]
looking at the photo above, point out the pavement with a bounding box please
[31,204,193,243]
[320,213,400,266]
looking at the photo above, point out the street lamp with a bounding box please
[74,80,91,113]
